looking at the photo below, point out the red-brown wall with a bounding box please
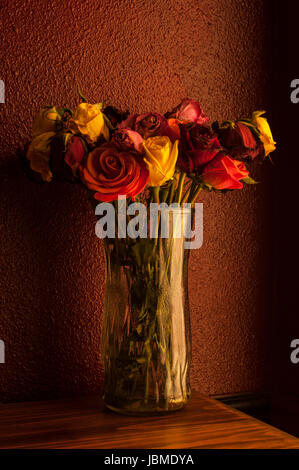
[0,0,275,402]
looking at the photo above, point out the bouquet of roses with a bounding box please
[22,93,277,413]
[24,94,276,207]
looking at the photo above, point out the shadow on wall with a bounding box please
[0,155,105,402]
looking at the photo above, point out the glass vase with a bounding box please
[101,208,192,415]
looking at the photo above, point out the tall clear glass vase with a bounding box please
[101,208,192,415]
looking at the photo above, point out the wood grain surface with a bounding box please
[0,393,298,449]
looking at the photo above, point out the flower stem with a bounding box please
[189,186,203,205]
[167,177,176,205]
[181,180,193,204]
[152,186,160,246]
[152,186,160,204]
[160,188,169,203]
[175,172,186,204]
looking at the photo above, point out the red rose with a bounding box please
[80,143,149,202]
[201,153,249,190]
[119,112,177,142]
[165,98,209,125]
[49,134,86,181]
[178,123,221,174]
[112,128,144,153]
[213,121,262,159]
[64,136,86,174]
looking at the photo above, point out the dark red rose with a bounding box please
[178,123,221,174]
[64,136,86,174]
[213,121,262,159]
[165,98,209,125]
[103,105,129,128]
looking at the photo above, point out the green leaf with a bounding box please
[63,133,72,151]
[103,112,115,130]
[57,107,73,117]
[242,176,259,184]
[221,120,236,128]
[237,119,261,140]
[77,84,88,103]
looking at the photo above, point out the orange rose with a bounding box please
[80,143,149,202]
[201,153,249,190]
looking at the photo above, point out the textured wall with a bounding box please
[0,0,273,402]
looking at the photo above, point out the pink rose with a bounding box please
[165,98,209,125]
[112,128,144,153]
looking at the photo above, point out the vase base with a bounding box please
[103,394,191,416]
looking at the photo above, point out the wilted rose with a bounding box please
[26,132,56,182]
[103,105,129,128]
[178,123,221,174]
[32,106,62,137]
[112,128,144,153]
[165,98,209,125]
[251,111,276,157]
[120,112,177,142]
[69,103,109,144]
[213,121,262,159]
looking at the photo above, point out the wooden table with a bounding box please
[0,393,298,449]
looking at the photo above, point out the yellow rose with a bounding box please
[143,136,178,187]
[69,103,109,143]
[32,106,61,138]
[26,132,55,182]
[252,111,276,156]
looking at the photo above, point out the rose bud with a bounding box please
[143,136,178,187]
[178,123,221,174]
[47,134,85,181]
[201,152,249,190]
[165,98,209,125]
[213,120,262,159]
[80,143,149,202]
[251,111,276,157]
[112,128,144,153]
[64,135,86,176]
